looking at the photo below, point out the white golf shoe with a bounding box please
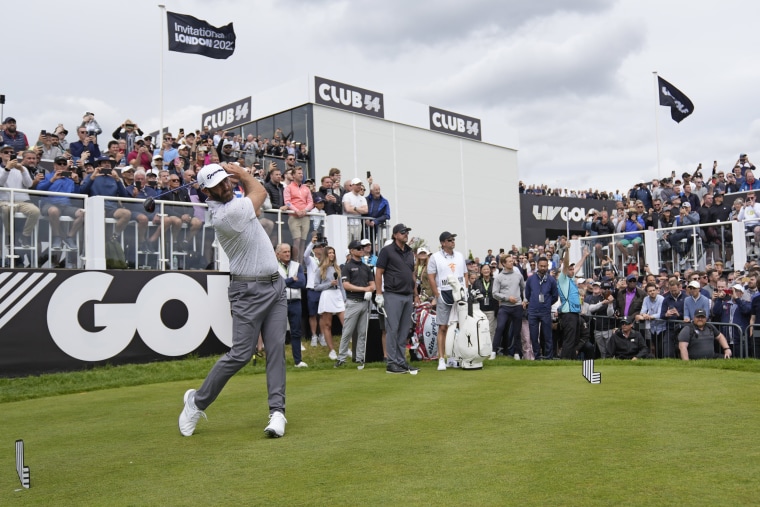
[178,389,207,437]
[264,411,287,438]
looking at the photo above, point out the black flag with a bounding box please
[166,12,235,60]
[657,76,694,123]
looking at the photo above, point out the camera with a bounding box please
[87,129,97,136]
[61,171,71,178]
[135,181,143,190]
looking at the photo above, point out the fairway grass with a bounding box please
[3,360,760,506]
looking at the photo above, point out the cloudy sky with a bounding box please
[4,0,758,193]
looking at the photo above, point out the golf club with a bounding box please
[143,181,197,213]
[357,297,371,370]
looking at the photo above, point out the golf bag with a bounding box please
[444,275,492,370]
[411,301,438,360]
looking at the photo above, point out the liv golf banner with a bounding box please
[167,11,236,60]
[657,76,694,123]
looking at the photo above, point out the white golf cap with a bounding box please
[732,284,745,292]
[197,163,231,189]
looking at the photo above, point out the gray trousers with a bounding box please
[194,278,287,415]
[338,299,370,361]
[383,291,414,369]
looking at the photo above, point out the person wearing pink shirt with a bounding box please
[283,166,313,261]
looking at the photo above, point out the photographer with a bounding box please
[69,126,101,162]
[112,119,143,154]
[628,180,653,211]
[80,156,131,241]
[616,208,645,264]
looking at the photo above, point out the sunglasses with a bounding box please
[55,161,67,165]
[169,178,180,182]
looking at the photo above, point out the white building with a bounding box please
[201,75,521,257]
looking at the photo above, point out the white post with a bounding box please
[158,5,166,139]
[653,71,662,179]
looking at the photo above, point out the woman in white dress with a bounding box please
[315,246,346,359]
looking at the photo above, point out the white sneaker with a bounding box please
[328,349,338,360]
[178,389,207,437]
[294,361,308,368]
[514,354,520,360]
[300,343,306,351]
[488,352,496,360]
[264,411,287,438]
[437,358,447,371]
[318,334,327,346]
[310,335,318,347]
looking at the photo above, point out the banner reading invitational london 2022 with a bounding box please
[167,11,236,60]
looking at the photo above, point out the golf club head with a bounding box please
[143,197,156,213]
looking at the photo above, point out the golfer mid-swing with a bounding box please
[179,162,288,438]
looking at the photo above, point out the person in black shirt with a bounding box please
[335,240,376,368]
[609,317,653,360]
[375,223,416,374]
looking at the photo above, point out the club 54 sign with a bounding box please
[202,96,251,130]
[314,76,384,118]
[429,106,481,141]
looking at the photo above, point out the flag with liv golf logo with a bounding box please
[167,11,236,60]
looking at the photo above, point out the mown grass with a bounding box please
[3,354,760,506]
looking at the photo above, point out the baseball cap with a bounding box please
[392,223,411,235]
[152,154,163,161]
[222,140,233,147]
[417,246,430,255]
[694,309,707,318]
[687,280,701,289]
[350,177,362,185]
[621,316,634,326]
[312,193,324,204]
[682,202,691,208]
[591,280,601,286]
[53,155,68,164]
[348,239,363,250]
[732,284,745,292]
[360,238,371,246]
[439,231,457,242]
[119,166,135,173]
[3,117,16,123]
[626,274,637,282]
[197,163,231,189]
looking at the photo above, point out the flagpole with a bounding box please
[652,71,661,179]
[159,4,166,139]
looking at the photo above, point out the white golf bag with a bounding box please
[444,275,492,370]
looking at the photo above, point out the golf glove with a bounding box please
[364,291,373,301]
[375,294,385,315]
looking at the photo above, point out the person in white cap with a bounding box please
[342,177,368,242]
[683,280,711,322]
[178,162,289,439]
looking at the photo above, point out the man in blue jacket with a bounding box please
[524,256,558,359]
[80,156,131,240]
[366,182,390,251]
